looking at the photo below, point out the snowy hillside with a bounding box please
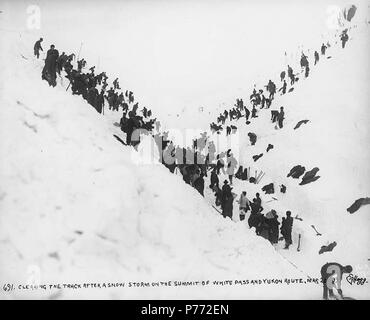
[0,0,369,300]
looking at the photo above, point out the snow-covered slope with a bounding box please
[0,30,321,299]
[203,12,370,298]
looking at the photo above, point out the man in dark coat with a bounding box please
[221,180,232,211]
[258,216,270,240]
[222,194,234,219]
[248,199,263,233]
[321,43,327,55]
[281,211,293,249]
[210,168,219,190]
[314,51,319,65]
[254,193,262,207]
[33,38,43,58]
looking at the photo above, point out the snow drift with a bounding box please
[0,30,318,299]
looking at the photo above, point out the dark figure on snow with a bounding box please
[300,53,309,74]
[287,165,306,179]
[279,80,287,95]
[266,80,276,100]
[34,37,43,59]
[271,110,279,123]
[113,78,121,90]
[248,199,263,233]
[278,106,285,129]
[210,168,219,191]
[281,211,293,249]
[321,43,327,55]
[212,184,222,207]
[221,180,233,219]
[321,263,352,300]
[340,30,349,49]
[347,197,370,214]
[42,44,59,87]
[265,210,280,244]
[300,167,320,185]
[250,89,260,106]
[280,71,286,82]
[215,155,225,175]
[244,106,250,123]
[254,193,262,207]
[314,50,319,65]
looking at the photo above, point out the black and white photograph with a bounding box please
[0,0,369,302]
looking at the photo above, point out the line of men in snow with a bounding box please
[34,38,157,138]
[33,29,350,250]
